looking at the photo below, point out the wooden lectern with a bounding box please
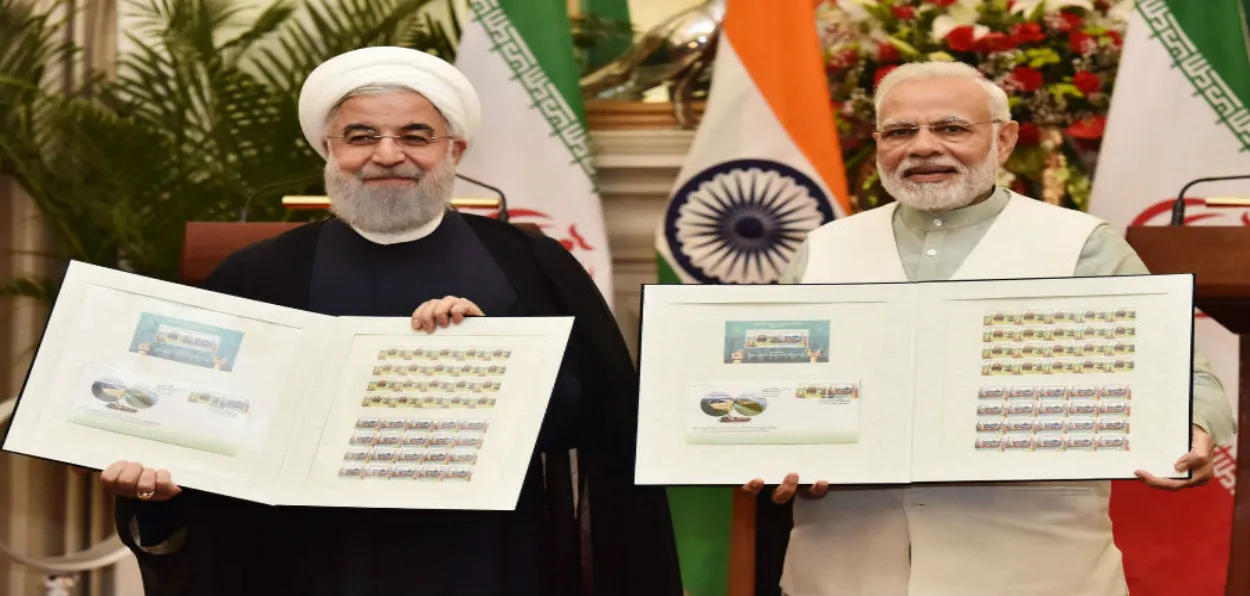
[179,198,529,285]
[1125,226,1250,596]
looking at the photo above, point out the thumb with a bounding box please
[1175,451,1199,472]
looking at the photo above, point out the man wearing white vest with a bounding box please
[743,61,1237,596]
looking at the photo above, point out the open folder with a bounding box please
[635,274,1195,486]
[3,261,572,511]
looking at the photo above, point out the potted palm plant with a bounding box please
[0,0,458,299]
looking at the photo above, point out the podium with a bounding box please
[1125,226,1250,596]
[180,196,528,284]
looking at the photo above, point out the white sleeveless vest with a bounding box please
[783,193,1128,596]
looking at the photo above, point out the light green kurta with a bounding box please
[782,188,1237,445]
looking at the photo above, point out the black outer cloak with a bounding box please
[114,214,683,596]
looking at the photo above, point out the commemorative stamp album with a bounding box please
[4,262,572,511]
[635,274,1194,485]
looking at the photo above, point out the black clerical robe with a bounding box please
[115,212,682,596]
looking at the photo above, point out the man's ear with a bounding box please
[452,139,469,165]
[996,120,1019,166]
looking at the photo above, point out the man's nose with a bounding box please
[370,137,406,166]
[906,128,943,157]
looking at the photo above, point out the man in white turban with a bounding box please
[98,46,683,596]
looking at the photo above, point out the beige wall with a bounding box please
[628,0,705,32]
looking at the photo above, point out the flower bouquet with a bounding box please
[816,0,1132,212]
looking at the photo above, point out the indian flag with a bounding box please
[1089,1,1248,594]
[453,0,613,301]
[656,0,850,287]
[656,1,850,594]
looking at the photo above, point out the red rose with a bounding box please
[1069,30,1094,53]
[1010,22,1046,44]
[874,65,899,89]
[976,32,1016,53]
[1017,122,1041,145]
[946,25,978,52]
[928,0,957,6]
[877,42,900,62]
[1066,116,1106,140]
[1073,71,1101,94]
[1057,12,1083,32]
[1010,66,1044,92]
[892,5,916,19]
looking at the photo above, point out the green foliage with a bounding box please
[0,0,459,300]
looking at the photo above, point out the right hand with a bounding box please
[100,461,182,502]
[742,472,830,504]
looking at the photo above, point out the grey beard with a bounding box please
[879,139,1000,212]
[324,156,456,234]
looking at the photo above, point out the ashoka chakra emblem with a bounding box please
[664,159,835,284]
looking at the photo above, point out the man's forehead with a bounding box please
[879,77,991,121]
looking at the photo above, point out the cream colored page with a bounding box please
[636,284,917,485]
[279,317,572,510]
[6,262,331,503]
[909,275,1193,482]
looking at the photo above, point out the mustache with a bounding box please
[895,157,967,176]
[356,163,425,181]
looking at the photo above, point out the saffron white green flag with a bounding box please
[453,0,613,302]
[656,0,850,287]
[1089,1,1248,594]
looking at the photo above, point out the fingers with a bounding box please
[101,461,142,497]
[743,474,831,503]
[412,300,437,333]
[116,462,143,496]
[100,461,127,493]
[434,297,454,328]
[154,469,182,501]
[802,480,831,500]
[1135,468,1209,491]
[135,468,157,499]
[771,473,800,504]
[411,297,484,333]
[98,461,181,501]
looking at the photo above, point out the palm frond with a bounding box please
[1,0,464,299]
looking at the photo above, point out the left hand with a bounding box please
[411,296,484,333]
[1136,425,1214,491]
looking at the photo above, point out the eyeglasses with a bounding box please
[874,120,1003,146]
[326,132,454,149]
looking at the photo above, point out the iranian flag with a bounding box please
[655,1,850,594]
[452,0,613,301]
[1089,1,1248,594]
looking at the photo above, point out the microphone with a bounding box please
[1170,174,1250,226]
[239,172,325,222]
[454,172,510,223]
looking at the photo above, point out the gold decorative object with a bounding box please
[579,0,725,129]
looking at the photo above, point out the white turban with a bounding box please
[298,46,482,159]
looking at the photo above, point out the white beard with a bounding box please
[324,151,456,234]
[879,138,1000,212]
